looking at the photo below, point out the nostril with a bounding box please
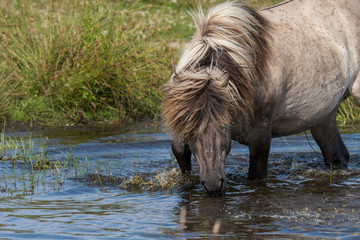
[219,178,224,187]
[201,181,208,191]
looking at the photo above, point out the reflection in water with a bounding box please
[175,176,360,239]
[0,126,359,239]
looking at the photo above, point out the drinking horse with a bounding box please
[162,0,360,194]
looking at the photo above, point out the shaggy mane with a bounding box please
[162,1,272,139]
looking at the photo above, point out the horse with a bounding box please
[162,0,360,195]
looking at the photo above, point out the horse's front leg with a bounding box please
[171,138,192,175]
[247,122,271,180]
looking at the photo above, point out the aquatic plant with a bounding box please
[0,131,80,197]
[119,168,198,191]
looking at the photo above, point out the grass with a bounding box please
[337,98,360,126]
[1,0,177,125]
[0,0,359,126]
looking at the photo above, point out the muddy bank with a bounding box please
[1,119,160,133]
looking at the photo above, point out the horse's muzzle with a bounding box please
[201,177,226,196]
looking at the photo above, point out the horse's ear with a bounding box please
[171,71,180,83]
[220,70,229,87]
[171,63,180,82]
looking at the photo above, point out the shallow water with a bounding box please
[1,125,360,239]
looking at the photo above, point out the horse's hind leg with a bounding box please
[310,107,349,168]
[172,138,192,174]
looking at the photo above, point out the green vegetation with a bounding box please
[0,0,358,127]
[337,98,360,126]
[1,0,176,125]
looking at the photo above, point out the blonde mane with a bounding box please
[162,1,272,139]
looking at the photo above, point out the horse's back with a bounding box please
[261,0,360,136]
[263,0,360,46]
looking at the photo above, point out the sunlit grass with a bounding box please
[1,0,177,125]
[337,97,360,126]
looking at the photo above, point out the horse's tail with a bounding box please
[163,1,271,138]
[162,67,238,138]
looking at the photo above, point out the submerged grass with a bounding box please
[0,0,358,126]
[0,131,82,197]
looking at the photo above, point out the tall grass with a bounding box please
[0,0,358,126]
[337,97,360,126]
[1,0,177,124]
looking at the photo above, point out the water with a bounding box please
[0,125,360,239]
